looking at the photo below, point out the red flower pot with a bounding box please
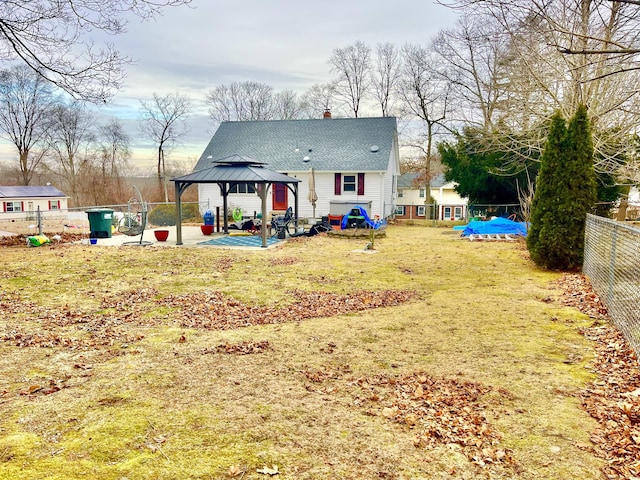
[154,229,169,242]
[200,224,214,235]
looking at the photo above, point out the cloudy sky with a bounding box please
[2,0,460,171]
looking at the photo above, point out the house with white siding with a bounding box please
[0,185,68,221]
[191,115,400,221]
[395,173,468,220]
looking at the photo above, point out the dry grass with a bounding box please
[0,225,603,479]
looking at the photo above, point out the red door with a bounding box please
[272,183,288,210]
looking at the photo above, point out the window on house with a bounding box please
[398,191,404,198]
[443,206,452,219]
[343,175,356,192]
[417,205,425,217]
[5,201,22,212]
[419,188,425,198]
[229,183,256,194]
[395,206,405,215]
[335,173,365,195]
[49,200,60,210]
[454,206,463,219]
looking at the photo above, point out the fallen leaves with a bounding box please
[353,373,517,473]
[0,232,84,247]
[554,273,608,319]
[1,287,416,352]
[162,288,417,331]
[203,340,272,355]
[557,272,640,479]
[19,379,65,396]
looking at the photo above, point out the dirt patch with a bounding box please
[0,232,85,247]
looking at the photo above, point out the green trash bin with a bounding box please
[86,208,114,238]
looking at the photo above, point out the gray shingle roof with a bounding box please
[397,173,448,189]
[173,155,301,184]
[397,173,420,188]
[193,117,397,173]
[431,173,448,188]
[0,186,67,198]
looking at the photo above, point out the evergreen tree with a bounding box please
[527,106,597,270]
[438,128,539,204]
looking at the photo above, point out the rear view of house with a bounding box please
[191,115,400,220]
[396,173,468,220]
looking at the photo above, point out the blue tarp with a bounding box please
[341,206,385,229]
[462,217,528,237]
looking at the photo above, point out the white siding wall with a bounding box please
[1,197,69,220]
[382,151,398,218]
[398,188,425,206]
[197,171,390,220]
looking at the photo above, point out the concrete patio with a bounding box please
[83,225,283,249]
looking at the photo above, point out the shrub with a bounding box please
[148,204,201,226]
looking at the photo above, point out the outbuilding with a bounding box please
[0,185,68,221]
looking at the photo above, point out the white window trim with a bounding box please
[343,175,356,193]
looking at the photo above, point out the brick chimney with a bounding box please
[323,109,331,119]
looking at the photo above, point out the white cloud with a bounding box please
[1,0,459,170]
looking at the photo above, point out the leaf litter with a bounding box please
[556,273,640,479]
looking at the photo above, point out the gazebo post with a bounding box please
[175,181,183,245]
[294,183,299,230]
[260,182,268,248]
[220,184,229,234]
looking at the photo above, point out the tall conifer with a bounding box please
[527,105,596,270]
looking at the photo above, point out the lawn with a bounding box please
[0,225,614,479]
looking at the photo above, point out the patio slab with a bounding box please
[83,225,282,249]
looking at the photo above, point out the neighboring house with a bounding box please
[395,173,468,220]
[0,186,69,220]
[191,115,400,219]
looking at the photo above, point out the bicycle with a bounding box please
[270,207,296,237]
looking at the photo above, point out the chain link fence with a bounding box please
[583,214,640,354]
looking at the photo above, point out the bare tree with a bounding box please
[0,65,56,185]
[206,81,275,124]
[94,118,131,203]
[329,40,372,118]
[300,83,338,118]
[274,90,303,119]
[432,15,510,131]
[139,92,191,202]
[46,101,96,207]
[371,42,402,117]
[206,81,308,125]
[399,43,452,218]
[0,1,191,103]
[438,0,640,182]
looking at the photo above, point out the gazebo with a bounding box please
[171,155,301,247]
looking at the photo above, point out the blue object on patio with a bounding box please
[340,206,385,229]
[199,235,280,247]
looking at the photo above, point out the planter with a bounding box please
[200,224,214,235]
[154,229,169,242]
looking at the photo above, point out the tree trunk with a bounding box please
[616,185,630,221]
[19,150,31,186]
[157,145,164,201]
